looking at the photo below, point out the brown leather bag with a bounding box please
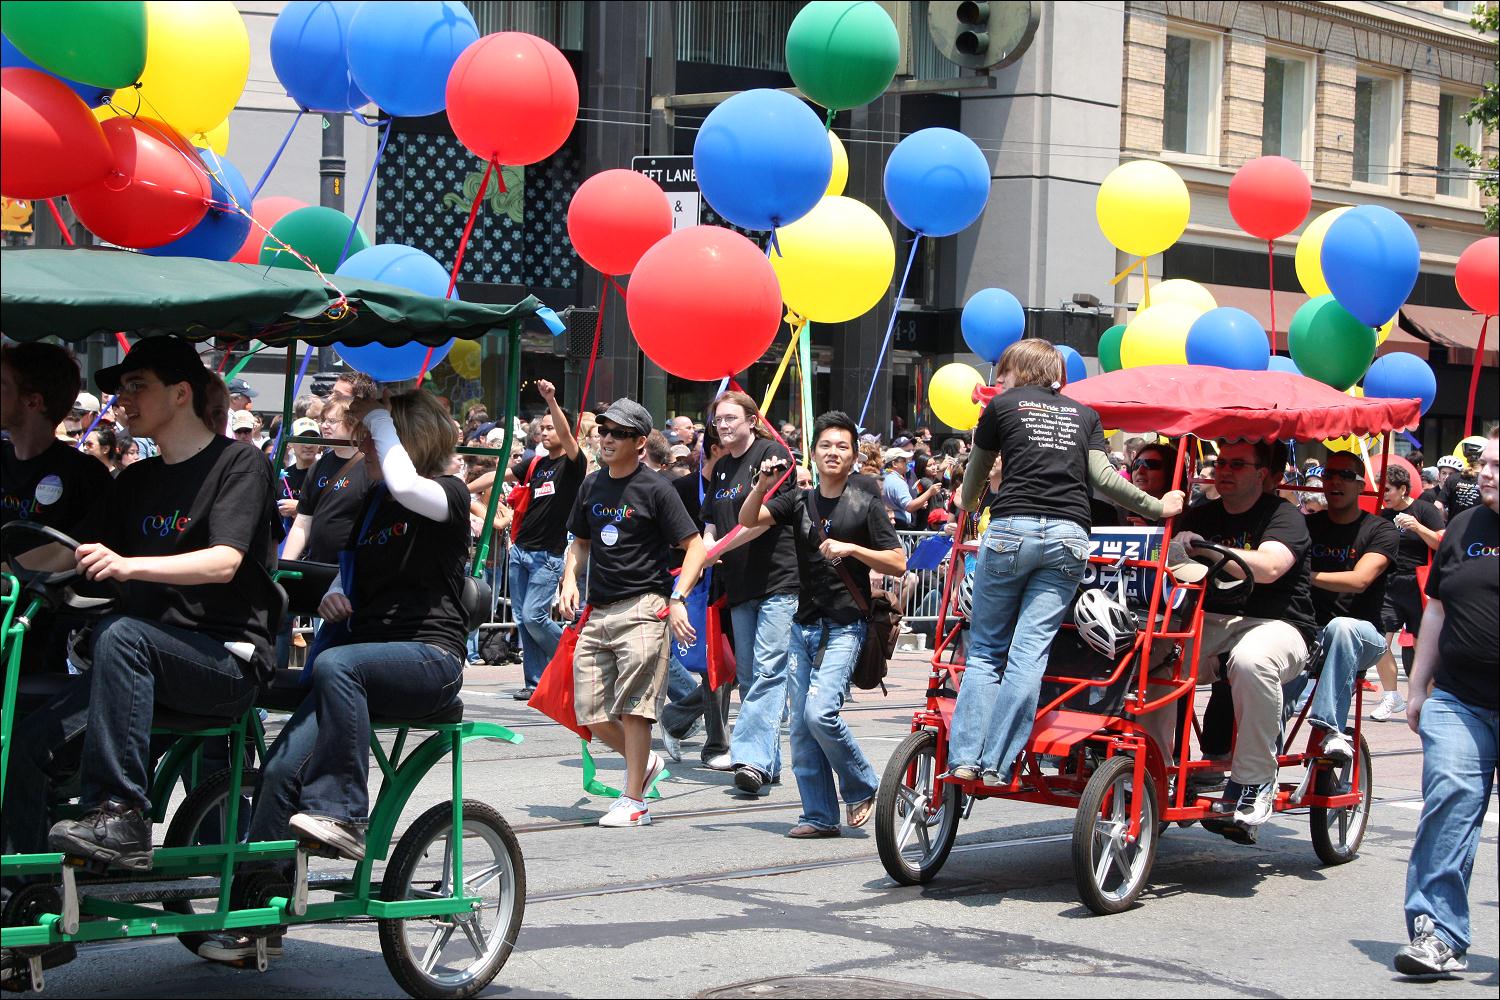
[804,489,902,693]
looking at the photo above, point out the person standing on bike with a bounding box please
[42,337,279,869]
[947,340,1179,787]
[1395,430,1497,978]
[506,379,585,700]
[738,410,907,836]
[559,398,706,827]
[699,390,800,790]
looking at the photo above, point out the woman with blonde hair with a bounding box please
[281,398,370,564]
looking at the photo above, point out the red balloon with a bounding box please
[70,118,211,249]
[1455,237,1499,316]
[0,68,111,198]
[229,196,309,264]
[446,32,578,165]
[626,226,783,380]
[567,170,673,276]
[1228,155,1311,241]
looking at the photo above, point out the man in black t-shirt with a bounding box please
[1372,465,1444,721]
[560,398,706,828]
[1437,442,1482,520]
[32,337,277,870]
[507,380,586,698]
[740,411,907,835]
[1174,439,1315,838]
[1298,452,1400,762]
[1,343,114,676]
[1395,431,1498,978]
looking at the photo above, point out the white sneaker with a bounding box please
[643,751,666,793]
[1232,780,1276,828]
[598,796,651,827]
[1318,728,1354,765]
[703,752,735,771]
[1370,691,1407,722]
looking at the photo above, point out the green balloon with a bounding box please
[784,0,900,112]
[1097,324,1126,373]
[1288,295,1375,391]
[259,206,370,276]
[1,1,147,89]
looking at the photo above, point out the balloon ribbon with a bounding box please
[336,119,392,269]
[1110,255,1152,309]
[573,278,612,437]
[1267,240,1279,355]
[759,314,807,416]
[857,235,924,430]
[250,111,305,199]
[1464,314,1490,436]
[417,159,495,387]
[43,200,75,245]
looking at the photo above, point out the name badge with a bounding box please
[534,481,556,498]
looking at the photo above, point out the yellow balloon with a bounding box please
[1096,160,1190,257]
[1149,278,1217,316]
[1120,302,1200,367]
[929,363,985,430]
[449,340,482,380]
[826,129,848,197]
[1375,314,1394,346]
[768,195,895,323]
[1294,206,1352,298]
[193,118,231,156]
[109,1,250,139]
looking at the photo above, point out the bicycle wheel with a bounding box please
[378,799,525,1000]
[875,729,961,885]
[161,766,261,957]
[1309,733,1372,865]
[1072,754,1157,915]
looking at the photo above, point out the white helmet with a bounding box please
[952,569,974,621]
[1436,455,1464,471]
[1074,577,1137,660]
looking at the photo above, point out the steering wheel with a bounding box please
[1,520,83,586]
[1187,541,1256,602]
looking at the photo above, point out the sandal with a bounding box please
[846,796,875,829]
[786,823,840,839]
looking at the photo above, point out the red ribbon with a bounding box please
[1464,314,1490,436]
[44,199,75,245]
[417,159,496,387]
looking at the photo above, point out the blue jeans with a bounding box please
[508,544,563,686]
[77,616,259,811]
[789,618,878,829]
[729,592,799,777]
[1404,688,1498,957]
[1294,617,1387,733]
[249,640,463,835]
[949,516,1089,778]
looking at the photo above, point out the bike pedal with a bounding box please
[295,839,342,860]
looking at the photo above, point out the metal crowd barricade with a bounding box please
[893,529,952,626]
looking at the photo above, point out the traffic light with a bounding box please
[927,1,1039,70]
[956,2,990,56]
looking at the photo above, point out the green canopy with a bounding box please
[0,247,540,347]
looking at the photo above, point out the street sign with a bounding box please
[631,155,700,231]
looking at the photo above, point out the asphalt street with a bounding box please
[35,653,1499,999]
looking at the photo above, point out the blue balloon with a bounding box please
[1363,352,1436,415]
[883,128,989,237]
[693,89,831,231]
[1057,344,1088,385]
[1267,355,1302,375]
[1,33,110,106]
[270,1,369,113]
[961,288,1025,363]
[143,150,253,261]
[346,1,477,118]
[1185,307,1270,371]
[1320,205,1420,327]
[334,244,456,380]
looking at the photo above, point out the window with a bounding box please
[1163,32,1216,156]
[1437,92,1477,199]
[1262,54,1310,160]
[1353,72,1398,186]
[1442,1,1478,15]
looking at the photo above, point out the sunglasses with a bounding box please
[597,426,639,440]
[1324,467,1363,482]
[1218,459,1263,472]
[1130,458,1165,471]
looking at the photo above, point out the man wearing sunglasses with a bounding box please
[560,399,706,828]
[1297,452,1400,762]
[1174,439,1317,840]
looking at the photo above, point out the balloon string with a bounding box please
[116,333,131,355]
[44,200,75,245]
[418,159,495,387]
[574,278,611,437]
[1142,257,1151,309]
[857,234,923,430]
[759,317,806,414]
[766,228,783,258]
[74,396,118,451]
[227,342,270,380]
[1267,240,1278,355]
[250,111,304,199]
[336,119,391,268]
[824,108,835,130]
[268,345,317,463]
[1464,313,1490,436]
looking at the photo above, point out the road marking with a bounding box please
[1383,801,1498,825]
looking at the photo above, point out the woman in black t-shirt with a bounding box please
[239,391,471,880]
[282,400,370,563]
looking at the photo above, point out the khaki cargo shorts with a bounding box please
[573,592,671,725]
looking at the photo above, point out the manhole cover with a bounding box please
[699,976,982,999]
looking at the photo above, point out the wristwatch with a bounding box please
[669,591,686,604]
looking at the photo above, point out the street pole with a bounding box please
[318,113,346,372]
[641,0,675,421]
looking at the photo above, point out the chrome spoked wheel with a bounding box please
[1072,754,1158,914]
[876,729,961,885]
[1310,733,1373,865]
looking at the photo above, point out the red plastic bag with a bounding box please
[527,608,593,740]
[705,597,737,692]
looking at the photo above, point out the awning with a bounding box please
[1400,303,1496,365]
[1201,283,1431,360]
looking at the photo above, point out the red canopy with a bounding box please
[972,366,1421,441]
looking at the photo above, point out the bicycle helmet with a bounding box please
[1074,574,1138,660]
[1436,455,1464,471]
[952,569,974,621]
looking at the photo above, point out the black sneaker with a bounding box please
[511,687,535,701]
[733,766,767,795]
[47,800,152,870]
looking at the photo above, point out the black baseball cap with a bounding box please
[598,398,653,437]
[96,336,211,395]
